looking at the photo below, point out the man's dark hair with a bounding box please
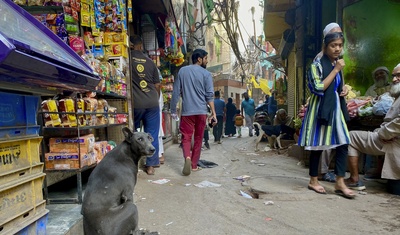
[192,49,208,64]
[215,90,220,97]
[130,35,143,46]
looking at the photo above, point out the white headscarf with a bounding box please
[323,23,341,37]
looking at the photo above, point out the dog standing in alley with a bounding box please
[253,122,283,151]
[253,122,295,152]
[81,127,157,235]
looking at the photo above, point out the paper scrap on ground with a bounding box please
[194,180,221,188]
[246,153,259,156]
[240,190,253,199]
[264,201,274,205]
[233,175,251,181]
[151,179,170,184]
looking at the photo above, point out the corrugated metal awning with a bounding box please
[132,0,168,14]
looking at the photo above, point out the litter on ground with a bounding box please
[194,180,222,188]
[240,190,253,199]
[151,179,171,184]
[233,175,251,181]
[264,201,274,205]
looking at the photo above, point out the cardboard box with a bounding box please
[49,134,95,153]
[44,151,96,170]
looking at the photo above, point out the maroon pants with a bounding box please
[180,115,207,168]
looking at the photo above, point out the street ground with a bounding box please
[134,127,400,235]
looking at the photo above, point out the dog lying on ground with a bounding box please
[253,122,295,152]
[81,127,156,235]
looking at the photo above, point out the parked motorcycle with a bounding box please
[254,103,271,126]
[254,103,271,137]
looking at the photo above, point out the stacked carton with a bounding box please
[44,134,97,170]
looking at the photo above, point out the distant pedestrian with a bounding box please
[170,49,216,176]
[213,91,225,143]
[225,98,237,137]
[241,92,255,137]
[234,109,244,138]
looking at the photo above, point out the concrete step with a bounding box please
[46,204,83,235]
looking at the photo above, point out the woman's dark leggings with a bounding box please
[309,144,348,177]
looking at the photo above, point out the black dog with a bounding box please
[81,127,155,235]
[253,122,296,151]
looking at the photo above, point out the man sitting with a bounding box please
[346,63,400,190]
[365,66,391,97]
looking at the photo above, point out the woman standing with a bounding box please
[298,31,355,199]
[225,98,237,137]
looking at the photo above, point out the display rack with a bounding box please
[40,94,128,204]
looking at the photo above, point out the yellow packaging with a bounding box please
[41,100,61,127]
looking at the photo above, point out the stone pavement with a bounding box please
[46,129,400,234]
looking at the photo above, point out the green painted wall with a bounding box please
[342,0,400,95]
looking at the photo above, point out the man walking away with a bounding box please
[170,49,216,176]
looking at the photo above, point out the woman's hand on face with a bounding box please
[334,59,345,72]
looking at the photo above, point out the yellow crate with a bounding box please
[0,173,45,227]
[0,203,48,235]
[0,137,42,174]
[0,162,43,186]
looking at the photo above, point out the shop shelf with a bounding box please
[0,125,40,140]
[0,136,42,174]
[0,92,39,127]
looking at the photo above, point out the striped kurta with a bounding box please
[298,62,350,150]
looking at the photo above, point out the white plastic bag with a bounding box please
[372,93,394,116]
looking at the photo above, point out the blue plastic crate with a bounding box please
[14,211,48,235]
[0,125,40,140]
[0,92,39,127]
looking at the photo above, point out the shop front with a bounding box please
[129,0,182,142]
[0,0,104,232]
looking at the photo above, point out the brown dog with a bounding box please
[81,128,156,235]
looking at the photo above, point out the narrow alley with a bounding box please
[132,129,400,235]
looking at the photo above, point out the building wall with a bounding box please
[205,24,232,74]
[342,0,400,95]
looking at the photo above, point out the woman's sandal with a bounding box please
[308,185,327,194]
[334,188,356,199]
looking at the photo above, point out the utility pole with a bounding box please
[251,6,256,49]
